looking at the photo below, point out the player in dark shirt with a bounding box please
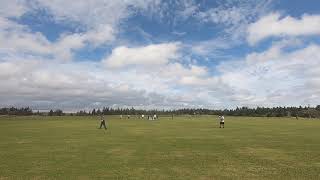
[99,115,107,130]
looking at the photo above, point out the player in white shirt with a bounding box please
[219,115,225,128]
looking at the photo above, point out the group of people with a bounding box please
[119,115,131,119]
[98,114,225,131]
[119,114,157,120]
[147,114,157,120]
[140,114,158,120]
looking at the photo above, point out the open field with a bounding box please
[0,115,320,179]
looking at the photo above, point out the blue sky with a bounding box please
[0,0,320,111]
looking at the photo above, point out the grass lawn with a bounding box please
[0,115,320,179]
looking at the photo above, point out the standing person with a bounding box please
[99,115,107,130]
[219,115,225,128]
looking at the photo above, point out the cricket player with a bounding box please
[99,115,107,130]
[219,115,225,128]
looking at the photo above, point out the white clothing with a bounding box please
[220,116,225,122]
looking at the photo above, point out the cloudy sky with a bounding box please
[1,0,320,111]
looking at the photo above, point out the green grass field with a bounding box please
[0,115,320,179]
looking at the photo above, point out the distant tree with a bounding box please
[97,109,101,115]
[54,109,64,116]
[48,110,54,116]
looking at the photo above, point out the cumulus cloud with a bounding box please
[180,76,213,86]
[0,0,217,110]
[0,0,157,61]
[53,25,114,60]
[1,39,320,110]
[214,42,320,107]
[247,13,320,45]
[0,0,28,18]
[0,57,149,110]
[103,43,181,68]
[0,18,114,61]
[1,0,320,110]
[188,0,273,57]
[0,47,213,110]
[0,51,211,110]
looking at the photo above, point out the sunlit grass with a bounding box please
[0,115,319,179]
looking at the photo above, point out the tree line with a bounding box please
[0,107,33,116]
[1,106,320,118]
[78,106,320,118]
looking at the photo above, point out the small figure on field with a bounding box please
[127,115,130,119]
[99,115,107,130]
[120,114,123,119]
[219,115,225,128]
[153,114,157,120]
[141,114,144,119]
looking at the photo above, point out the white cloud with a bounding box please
[0,16,114,61]
[33,0,161,29]
[0,0,156,61]
[247,13,320,45]
[214,42,320,107]
[103,43,181,68]
[0,17,52,54]
[246,38,303,64]
[197,6,243,26]
[195,0,272,35]
[0,0,28,18]
[188,0,273,57]
[1,40,320,109]
[53,25,114,60]
[1,0,320,110]
[0,51,211,110]
[180,76,213,86]
[176,0,199,20]
[190,36,235,57]
[190,65,208,76]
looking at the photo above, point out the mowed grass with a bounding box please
[0,115,320,180]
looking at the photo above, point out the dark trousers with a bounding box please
[100,122,107,129]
